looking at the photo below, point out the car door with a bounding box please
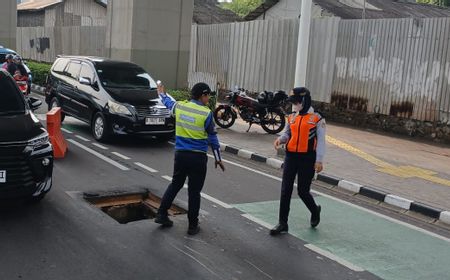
[60,61,82,117]
[76,63,98,121]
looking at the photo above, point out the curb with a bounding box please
[219,142,450,225]
[31,83,46,94]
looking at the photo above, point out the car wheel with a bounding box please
[50,97,65,123]
[27,193,46,203]
[92,112,110,142]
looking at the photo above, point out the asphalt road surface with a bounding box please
[1,96,449,280]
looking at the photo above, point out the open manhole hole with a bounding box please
[84,191,186,224]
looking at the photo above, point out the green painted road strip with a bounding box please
[234,197,450,280]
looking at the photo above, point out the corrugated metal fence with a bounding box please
[16,26,106,63]
[189,17,450,123]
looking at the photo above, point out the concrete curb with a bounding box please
[31,83,45,94]
[219,141,450,225]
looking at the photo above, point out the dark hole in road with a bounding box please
[84,191,186,224]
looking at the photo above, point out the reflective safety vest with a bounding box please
[175,101,210,140]
[286,112,322,153]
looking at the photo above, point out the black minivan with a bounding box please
[0,70,53,201]
[45,56,175,141]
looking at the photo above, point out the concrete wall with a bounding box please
[107,0,194,89]
[0,0,17,49]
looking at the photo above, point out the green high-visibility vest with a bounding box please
[175,101,210,140]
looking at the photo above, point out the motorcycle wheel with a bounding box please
[214,106,236,129]
[261,110,285,134]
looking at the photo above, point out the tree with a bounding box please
[221,0,264,17]
[417,0,450,7]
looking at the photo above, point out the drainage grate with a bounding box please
[84,191,186,224]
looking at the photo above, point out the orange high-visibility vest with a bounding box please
[286,113,322,153]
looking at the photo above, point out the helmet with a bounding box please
[5,54,14,60]
[257,91,267,104]
[289,87,312,113]
[13,55,22,63]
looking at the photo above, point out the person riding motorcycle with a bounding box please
[2,54,18,76]
[12,55,29,95]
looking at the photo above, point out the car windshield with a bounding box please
[96,63,157,89]
[0,73,26,116]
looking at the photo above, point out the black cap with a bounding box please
[191,83,211,99]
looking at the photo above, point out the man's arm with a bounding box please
[316,119,326,163]
[205,113,222,163]
[158,92,177,116]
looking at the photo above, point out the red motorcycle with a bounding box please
[214,88,288,134]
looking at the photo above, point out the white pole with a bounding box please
[294,0,312,87]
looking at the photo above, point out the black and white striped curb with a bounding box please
[31,83,45,93]
[219,142,450,226]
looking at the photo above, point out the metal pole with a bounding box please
[294,0,312,87]
[362,0,366,20]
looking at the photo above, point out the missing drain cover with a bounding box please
[84,191,186,224]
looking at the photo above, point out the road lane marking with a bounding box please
[67,139,129,171]
[162,175,172,181]
[92,143,108,150]
[111,152,131,160]
[244,259,274,279]
[304,244,365,272]
[241,213,274,229]
[75,135,90,142]
[327,135,450,187]
[61,127,73,134]
[201,193,232,209]
[135,162,158,173]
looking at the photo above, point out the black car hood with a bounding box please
[104,87,159,105]
[0,112,45,143]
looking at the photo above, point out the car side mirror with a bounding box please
[79,77,92,86]
[30,99,42,111]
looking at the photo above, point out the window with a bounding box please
[79,63,95,83]
[65,61,81,80]
[96,63,157,89]
[52,58,69,74]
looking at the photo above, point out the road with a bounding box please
[1,95,449,280]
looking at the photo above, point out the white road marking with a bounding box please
[304,244,365,272]
[201,193,232,209]
[162,175,172,181]
[92,143,108,150]
[134,162,158,173]
[67,139,129,171]
[241,214,273,229]
[170,244,221,278]
[111,152,131,160]
[75,135,90,142]
[244,259,273,280]
[61,127,73,134]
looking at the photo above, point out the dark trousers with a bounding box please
[158,151,208,226]
[279,152,318,224]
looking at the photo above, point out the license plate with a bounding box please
[0,170,5,183]
[145,117,165,125]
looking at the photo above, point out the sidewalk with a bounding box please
[217,118,450,212]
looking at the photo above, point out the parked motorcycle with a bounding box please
[214,88,288,134]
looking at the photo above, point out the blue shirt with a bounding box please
[159,93,222,161]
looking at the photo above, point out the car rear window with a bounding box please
[0,72,25,115]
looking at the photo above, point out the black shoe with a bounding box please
[187,225,200,235]
[155,214,173,227]
[311,205,321,228]
[270,223,289,236]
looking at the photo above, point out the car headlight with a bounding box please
[107,100,132,116]
[28,133,49,149]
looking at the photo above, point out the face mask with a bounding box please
[293,103,303,112]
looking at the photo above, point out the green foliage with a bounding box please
[417,0,450,7]
[221,0,263,17]
[27,61,51,86]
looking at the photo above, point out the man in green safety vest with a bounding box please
[155,82,225,235]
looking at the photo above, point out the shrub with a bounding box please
[27,61,51,86]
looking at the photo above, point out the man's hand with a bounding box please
[157,83,165,95]
[215,161,225,172]
[274,138,281,150]
[315,162,323,173]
